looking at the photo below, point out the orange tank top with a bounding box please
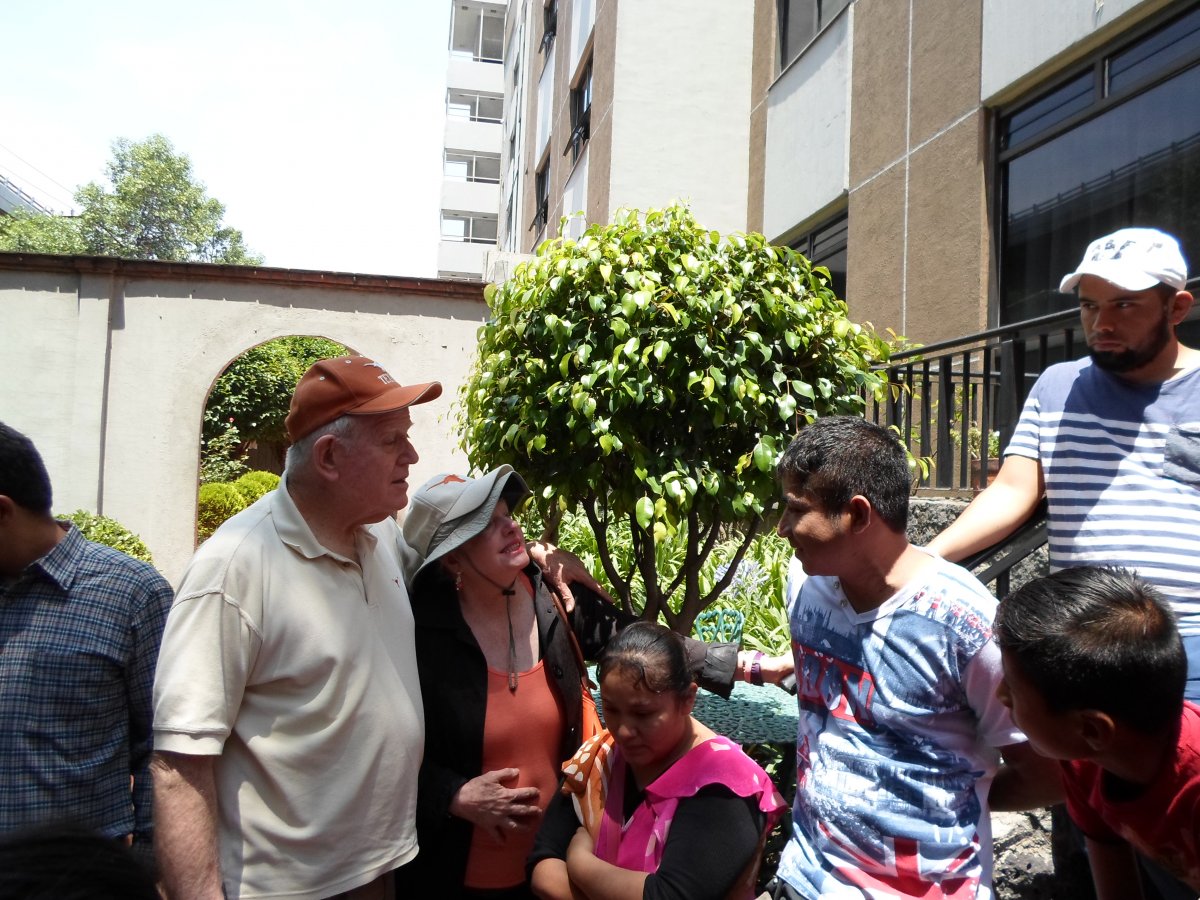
[464,659,565,889]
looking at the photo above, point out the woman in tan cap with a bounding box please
[401,467,737,899]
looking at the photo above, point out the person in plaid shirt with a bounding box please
[0,422,173,866]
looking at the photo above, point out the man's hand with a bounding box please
[988,741,1064,811]
[449,768,542,843]
[528,541,614,613]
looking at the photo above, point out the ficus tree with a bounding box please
[459,205,891,632]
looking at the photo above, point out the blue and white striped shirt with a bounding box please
[1009,359,1200,636]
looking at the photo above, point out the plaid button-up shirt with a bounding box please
[0,524,173,851]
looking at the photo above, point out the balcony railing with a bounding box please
[869,285,1200,495]
[866,308,1083,495]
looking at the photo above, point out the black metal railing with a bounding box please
[867,308,1082,494]
[959,500,1049,598]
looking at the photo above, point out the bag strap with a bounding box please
[546,580,591,685]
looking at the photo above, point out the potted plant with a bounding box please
[967,425,1002,487]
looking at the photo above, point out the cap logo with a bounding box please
[434,475,466,488]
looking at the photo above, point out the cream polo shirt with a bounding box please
[153,482,423,900]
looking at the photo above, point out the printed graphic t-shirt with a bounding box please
[777,551,1021,899]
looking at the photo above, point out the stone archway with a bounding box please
[200,334,355,478]
[0,252,488,581]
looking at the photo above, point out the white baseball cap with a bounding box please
[1059,227,1188,293]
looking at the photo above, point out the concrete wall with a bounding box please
[762,8,851,242]
[0,253,487,584]
[843,0,989,342]
[746,0,778,233]
[981,0,1171,102]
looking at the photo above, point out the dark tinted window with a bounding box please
[999,6,1200,324]
[792,214,848,301]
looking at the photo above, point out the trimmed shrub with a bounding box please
[197,482,248,542]
[233,470,280,504]
[60,509,154,563]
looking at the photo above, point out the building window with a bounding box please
[450,5,506,63]
[790,213,848,301]
[532,162,549,232]
[997,3,1200,323]
[542,0,558,52]
[444,151,502,184]
[777,0,850,69]
[442,213,499,244]
[446,90,504,123]
[565,57,592,164]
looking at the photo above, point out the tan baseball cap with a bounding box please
[402,466,531,587]
[285,355,442,442]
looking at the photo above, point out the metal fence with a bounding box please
[866,309,1081,495]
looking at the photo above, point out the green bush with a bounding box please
[199,423,249,485]
[197,482,248,542]
[461,204,889,631]
[233,470,280,504]
[60,509,154,563]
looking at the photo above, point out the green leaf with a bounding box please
[778,394,798,421]
[635,497,654,529]
[455,202,884,627]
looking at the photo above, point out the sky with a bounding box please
[2,0,452,277]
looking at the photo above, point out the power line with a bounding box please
[0,141,80,213]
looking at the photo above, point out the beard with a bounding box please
[1088,313,1172,374]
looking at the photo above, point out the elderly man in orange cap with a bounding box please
[153,356,441,900]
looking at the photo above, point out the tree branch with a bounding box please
[691,516,765,625]
[583,493,632,612]
[631,513,664,626]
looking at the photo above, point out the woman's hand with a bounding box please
[528,541,614,612]
[449,768,542,842]
[566,825,648,900]
[735,650,795,686]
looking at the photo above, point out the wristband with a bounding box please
[750,651,764,686]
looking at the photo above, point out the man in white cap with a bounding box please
[929,228,1200,699]
[152,356,441,900]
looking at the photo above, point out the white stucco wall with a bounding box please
[981,0,1162,102]
[0,257,487,583]
[762,9,852,242]
[562,147,589,239]
[608,0,754,232]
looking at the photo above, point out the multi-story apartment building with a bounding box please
[439,0,509,279]
[492,0,1197,345]
[754,0,1200,342]
[0,174,51,217]
[497,0,756,254]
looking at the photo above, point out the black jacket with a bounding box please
[410,564,736,893]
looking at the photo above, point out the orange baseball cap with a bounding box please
[285,355,442,442]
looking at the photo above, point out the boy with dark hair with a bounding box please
[995,566,1200,899]
[769,416,1060,900]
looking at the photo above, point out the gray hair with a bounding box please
[284,414,362,478]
